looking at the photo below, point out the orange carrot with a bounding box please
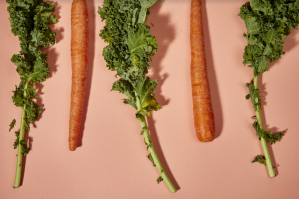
[190,0,215,142]
[69,0,88,151]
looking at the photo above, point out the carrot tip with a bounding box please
[69,144,77,151]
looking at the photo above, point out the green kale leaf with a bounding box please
[252,155,276,168]
[239,0,299,76]
[9,119,16,132]
[253,122,284,144]
[252,155,266,165]
[99,0,161,119]
[157,176,163,184]
[7,0,57,154]
[138,0,164,24]
[14,131,20,149]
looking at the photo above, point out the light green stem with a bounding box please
[253,76,275,178]
[140,116,177,193]
[14,83,28,188]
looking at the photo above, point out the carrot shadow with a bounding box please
[146,2,180,190]
[202,0,223,139]
[77,0,96,148]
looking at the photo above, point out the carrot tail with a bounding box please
[69,0,88,151]
[190,0,215,142]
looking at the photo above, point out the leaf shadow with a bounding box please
[282,28,299,54]
[77,0,96,148]
[269,27,299,67]
[146,1,180,190]
[147,2,173,106]
[47,1,64,78]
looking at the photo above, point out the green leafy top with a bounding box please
[239,0,299,76]
[7,0,57,130]
[99,0,162,118]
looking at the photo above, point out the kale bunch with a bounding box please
[239,0,299,177]
[99,0,177,192]
[7,0,57,187]
[98,0,162,120]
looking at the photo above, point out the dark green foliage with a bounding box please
[239,0,299,76]
[13,130,30,155]
[252,155,266,165]
[7,0,57,152]
[99,0,162,118]
[9,119,16,132]
[239,0,299,170]
[20,140,31,156]
[99,0,169,186]
[13,131,20,149]
[252,155,276,168]
[253,122,284,144]
[98,0,159,78]
[156,176,163,184]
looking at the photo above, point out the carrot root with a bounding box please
[190,0,215,142]
[69,0,88,151]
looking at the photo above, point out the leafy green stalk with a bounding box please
[7,0,57,187]
[14,84,29,187]
[253,76,275,177]
[239,0,299,177]
[99,0,176,192]
[140,116,176,193]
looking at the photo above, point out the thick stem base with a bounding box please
[140,116,177,193]
[254,76,275,178]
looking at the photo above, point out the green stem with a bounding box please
[253,76,275,178]
[14,83,28,188]
[139,116,177,193]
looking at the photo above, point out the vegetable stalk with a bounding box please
[253,76,275,178]
[99,0,177,192]
[139,116,176,193]
[14,83,28,188]
[7,0,57,187]
[239,0,299,177]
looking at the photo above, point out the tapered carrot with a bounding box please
[190,0,215,142]
[69,0,88,151]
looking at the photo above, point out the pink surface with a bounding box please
[1,0,299,198]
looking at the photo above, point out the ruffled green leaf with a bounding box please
[7,0,57,158]
[9,119,16,132]
[137,0,164,24]
[253,122,284,145]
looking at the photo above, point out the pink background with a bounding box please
[1,0,299,198]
